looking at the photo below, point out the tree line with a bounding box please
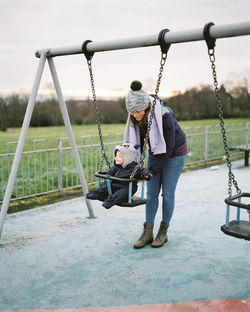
[168,83,250,121]
[0,82,250,131]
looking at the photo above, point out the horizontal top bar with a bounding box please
[36,21,250,58]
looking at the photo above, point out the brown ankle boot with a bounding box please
[151,222,169,248]
[133,222,154,249]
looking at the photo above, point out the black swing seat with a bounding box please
[221,193,250,241]
[95,172,146,207]
[118,196,146,207]
[221,220,250,241]
[224,192,250,209]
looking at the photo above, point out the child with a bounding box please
[86,143,150,208]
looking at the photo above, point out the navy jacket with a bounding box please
[105,161,144,192]
[147,106,187,175]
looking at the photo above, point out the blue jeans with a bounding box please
[146,154,186,225]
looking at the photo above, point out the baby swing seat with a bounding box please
[95,172,146,207]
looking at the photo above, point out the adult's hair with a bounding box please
[129,106,151,127]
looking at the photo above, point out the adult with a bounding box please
[124,80,187,248]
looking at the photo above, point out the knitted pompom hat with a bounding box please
[126,81,150,113]
[114,143,139,168]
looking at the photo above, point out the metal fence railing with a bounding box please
[0,123,249,203]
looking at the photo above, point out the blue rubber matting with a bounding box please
[0,160,249,310]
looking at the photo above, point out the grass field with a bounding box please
[1,118,249,212]
[1,118,250,154]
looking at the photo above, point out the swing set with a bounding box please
[0,21,250,241]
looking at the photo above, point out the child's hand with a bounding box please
[141,168,152,180]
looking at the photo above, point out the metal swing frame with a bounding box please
[204,23,250,241]
[0,21,250,239]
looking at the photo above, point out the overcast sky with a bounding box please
[1,0,250,99]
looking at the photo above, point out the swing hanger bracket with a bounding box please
[82,40,95,60]
[158,28,171,54]
[203,22,216,50]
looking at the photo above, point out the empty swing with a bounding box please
[82,29,171,207]
[204,22,250,240]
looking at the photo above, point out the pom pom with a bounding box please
[130,80,142,91]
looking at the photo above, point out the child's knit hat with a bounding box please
[126,81,150,113]
[114,143,139,168]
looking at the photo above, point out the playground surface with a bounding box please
[0,160,249,311]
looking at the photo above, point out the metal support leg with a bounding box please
[141,180,145,200]
[128,182,132,203]
[0,53,46,240]
[106,179,112,196]
[236,197,241,222]
[248,210,250,236]
[236,208,240,222]
[226,204,230,228]
[244,151,249,166]
[47,57,95,218]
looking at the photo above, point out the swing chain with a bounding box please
[130,51,168,178]
[86,58,111,171]
[130,29,171,178]
[207,48,241,197]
